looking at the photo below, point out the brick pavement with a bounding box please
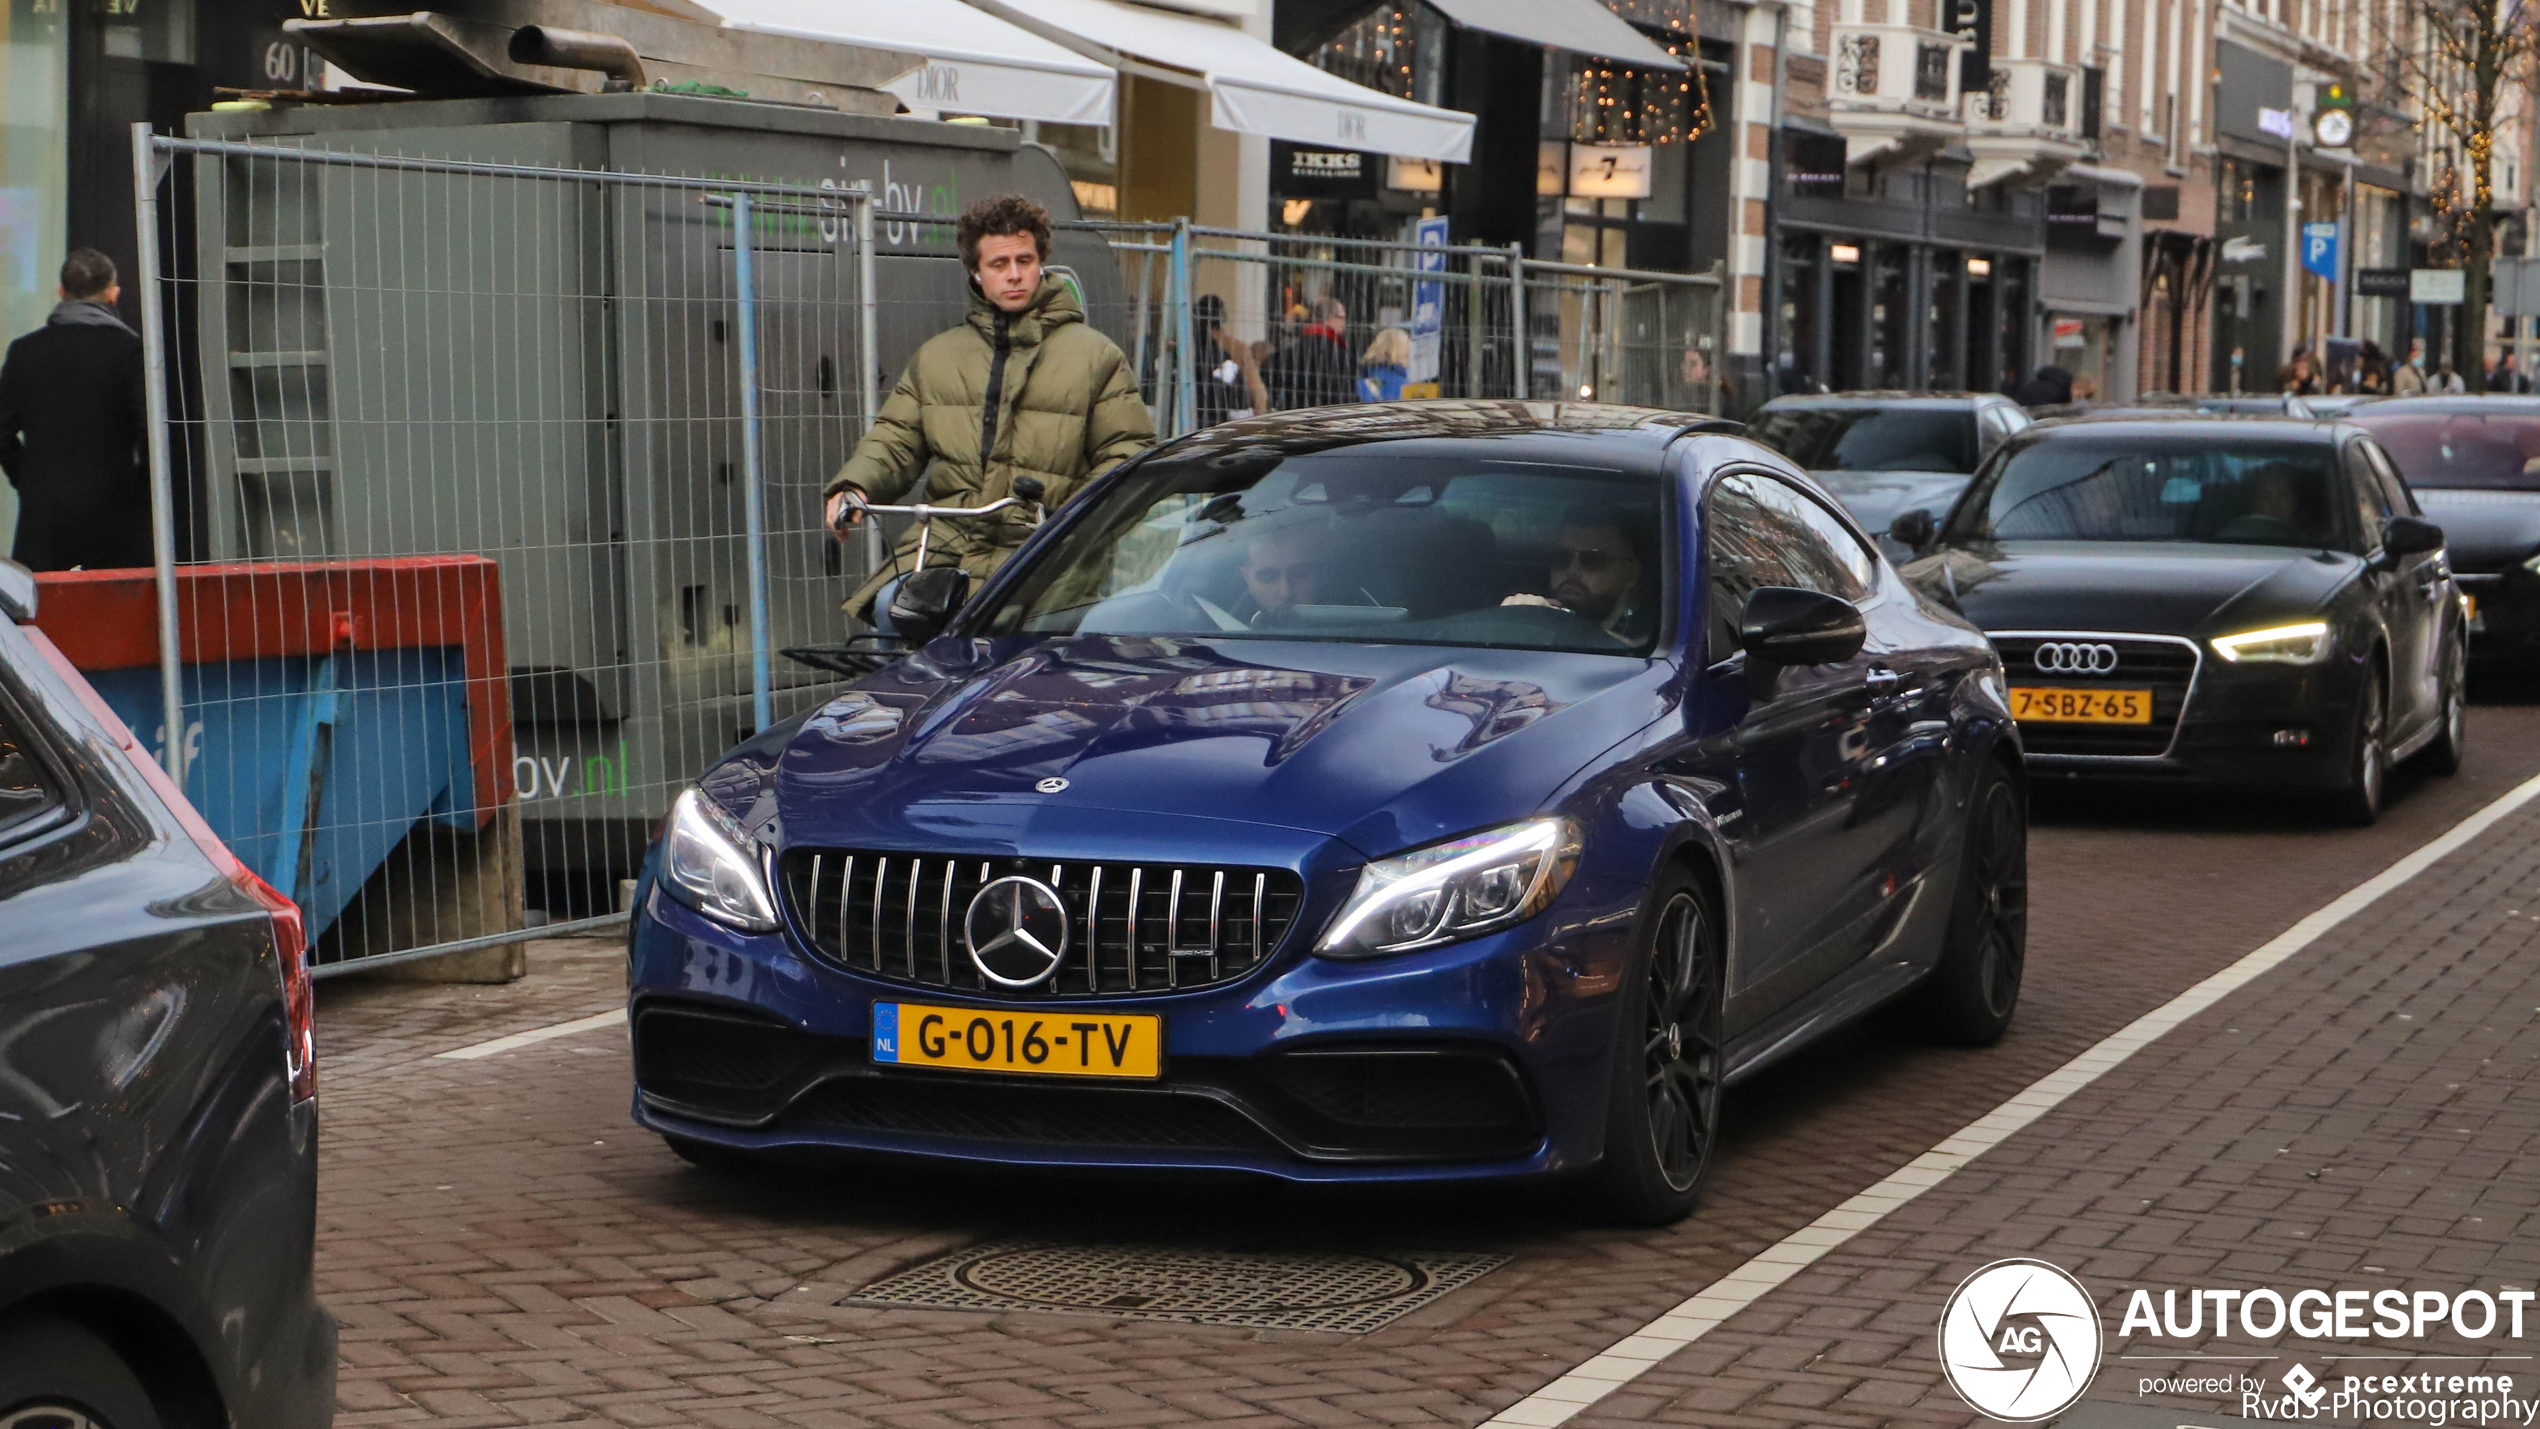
[312,705,2540,1427]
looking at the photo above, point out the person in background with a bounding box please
[824,193,1152,624]
[2275,346,2321,395]
[2432,357,2467,394]
[0,248,151,572]
[2010,364,2074,406]
[1192,294,1269,428]
[2491,352,2529,393]
[2356,340,2390,395]
[1262,296,1355,410]
[2392,341,2428,394]
[1357,327,1412,402]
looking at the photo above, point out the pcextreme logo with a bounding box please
[1939,1259,2105,1422]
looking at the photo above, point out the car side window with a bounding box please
[2360,439,2420,517]
[0,695,62,845]
[2345,442,2393,550]
[1705,472,1875,661]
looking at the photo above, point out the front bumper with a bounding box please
[2022,658,2365,786]
[2456,570,2540,660]
[627,881,1628,1184]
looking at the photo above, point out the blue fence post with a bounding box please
[732,193,774,734]
[1170,218,1196,437]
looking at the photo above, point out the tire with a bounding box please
[1586,869,1726,1225]
[2327,663,2389,825]
[0,1313,165,1429]
[1917,760,2028,1047]
[2422,637,2468,776]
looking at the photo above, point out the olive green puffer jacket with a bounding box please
[828,277,1154,619]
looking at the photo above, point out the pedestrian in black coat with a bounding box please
[0,249,152,571]
[1261,296,1357,411]
[2009,363,2074,408]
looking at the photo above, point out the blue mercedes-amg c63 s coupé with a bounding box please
[625,401,2026,1223]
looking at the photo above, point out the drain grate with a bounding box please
[843,1237,1509,1334]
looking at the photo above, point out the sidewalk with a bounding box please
[1572,782,2540,1427]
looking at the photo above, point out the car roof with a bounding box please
[1758,391,2004,410]
[2349,395,2540,416]
[1164,399,1738,469]
[2008,414,2347,444]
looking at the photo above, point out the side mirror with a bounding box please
[888,566,972,644]
[2383,514,2444,559]
[1739,586,1867,668]
[1889,507,1938,553]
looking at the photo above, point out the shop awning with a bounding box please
[707,0,1117,125]
[971,0,1476,161]
[1423,0,1683,69]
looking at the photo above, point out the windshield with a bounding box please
[1947,438,2351,548]
[2352,411,2540,489]
[1748,408,1978,474]
[976,453,1665,655]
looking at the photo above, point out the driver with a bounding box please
[1504,513,1647,636]
[1235,522,1328,626]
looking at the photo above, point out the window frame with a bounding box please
[0,661,79,857]
[1700,466,1886,668]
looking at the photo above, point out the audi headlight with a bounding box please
[1317,818,1581,958]
[2210,620,2332,665]
[660,788,779,932]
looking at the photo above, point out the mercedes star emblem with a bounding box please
[964,875,1071,987]
[1036,776,1070,794]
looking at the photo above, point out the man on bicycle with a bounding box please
[827,193,1154,622]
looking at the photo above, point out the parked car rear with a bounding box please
[0,561,334,1429]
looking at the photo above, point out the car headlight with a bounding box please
[660,788,780,932]
[2521,550,2540,575]
[2209,620,2332,665]
[1317,818,1581,958]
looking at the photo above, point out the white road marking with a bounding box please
[1482,769,2540,1429]
[435,1007,627,1061]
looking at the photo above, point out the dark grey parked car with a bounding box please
[1748,393,2031,558]
[0,562,334,1428]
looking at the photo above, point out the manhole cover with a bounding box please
[845,1238,1508,1334]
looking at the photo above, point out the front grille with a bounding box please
[1995,634,2199,757]
[791,1075,1277,1151]
[779,850,1305,997]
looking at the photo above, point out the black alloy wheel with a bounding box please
[0,1314,163,1429]
[2330,663,2389,825]
[1591,871,1725,1224]
[1918,760,2028,1046]
[2422,637,2468,776]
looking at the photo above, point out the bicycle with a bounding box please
[779,477,1047,678]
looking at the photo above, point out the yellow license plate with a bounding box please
[2010,686,2154,724]
[2466,594,2481,623]
[872,1001,1161,1080]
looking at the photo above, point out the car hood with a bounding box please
[763,635,1676,861]
[1807,469,1976,535]
[1902,541,2360,636]
[2412,488,2540,572]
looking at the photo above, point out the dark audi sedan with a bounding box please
[1895,417,2465,822]
[626,402,2026,1223]
[0,563,333,1426]
[2349,396,2540,667]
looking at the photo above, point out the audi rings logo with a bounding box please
[963,876,1071,988]
[2032,642,2120,675]
[1938,1259,2103,1422]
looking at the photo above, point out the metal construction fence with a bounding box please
[122,124,1724,976]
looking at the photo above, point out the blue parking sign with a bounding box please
[2301,221,2339,279]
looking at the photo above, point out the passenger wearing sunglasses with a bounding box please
[1503,513,1647,637]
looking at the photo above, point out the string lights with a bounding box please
[1321,6,1419,101]
[1571,33,1714,144]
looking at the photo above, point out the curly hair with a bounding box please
[956,193,1052,271]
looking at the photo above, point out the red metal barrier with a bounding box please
[33,558,516,823]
